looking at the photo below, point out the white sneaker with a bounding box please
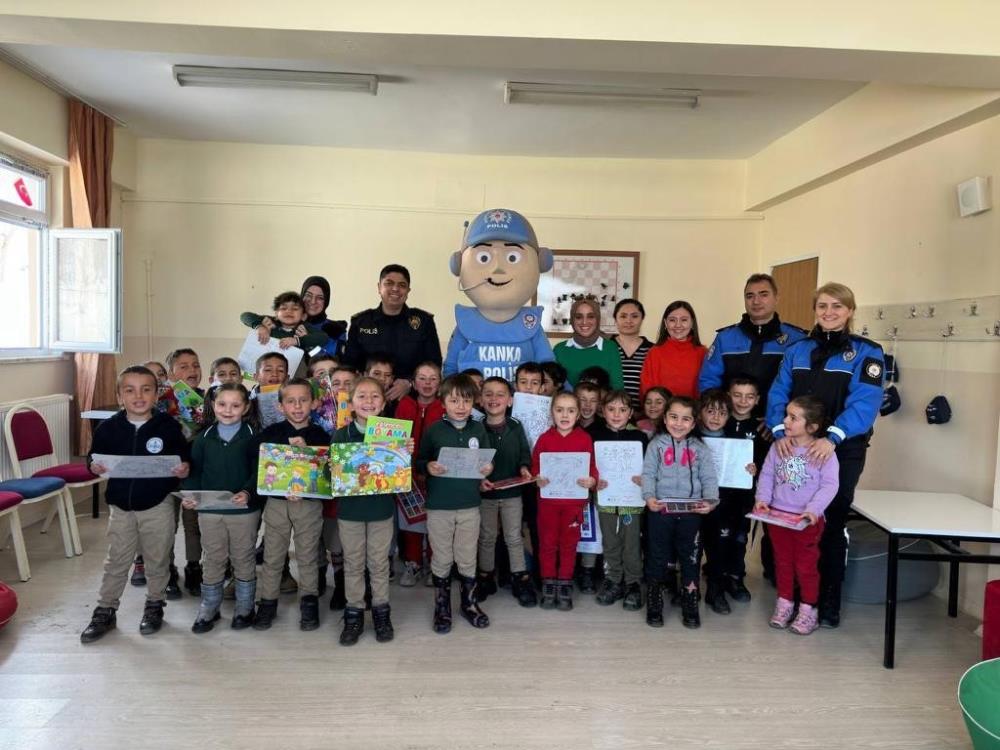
[399,561,421,587]
[424,567,435,587]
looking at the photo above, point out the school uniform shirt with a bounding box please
[587,423,648,514]
[415,418,491,511]
[698,313,807,413]
[444,305,554,380]
[183,422,260,514]
[256,419,331,449]
[343,303,442,381]
[330,423,395,522]
[530,427,599,502]
[87,411,190,512]
[766,328,885,446]
[553,337,625,390]
[640,337,707,399]
[482,417,532,500]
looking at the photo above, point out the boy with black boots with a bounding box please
[253,379,329,632]
[81,366,190,643]
[416,374,494,633]
[478,376,537,608]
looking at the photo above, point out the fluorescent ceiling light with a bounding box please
[504,82,699,108]
[173,65,378,94]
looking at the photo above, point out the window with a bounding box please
[0,154,122,358]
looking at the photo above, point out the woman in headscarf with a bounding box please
[301,276,348,357]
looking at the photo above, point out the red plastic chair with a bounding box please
[4,402,94,555]
[0,491,29,581]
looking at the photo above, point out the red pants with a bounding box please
[537,501,586,580]
[401,530,426,564]
[769,520,824,605]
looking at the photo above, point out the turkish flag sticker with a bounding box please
[13,177,32,207]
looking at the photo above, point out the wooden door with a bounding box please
[771,257,818,330]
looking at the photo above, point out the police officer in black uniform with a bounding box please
[343,264,442,402]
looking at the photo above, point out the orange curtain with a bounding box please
[68,100,116,455]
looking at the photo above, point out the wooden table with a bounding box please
[852,489,1000,668]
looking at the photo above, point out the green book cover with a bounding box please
[364,417,413,444]
[329,442,412,496]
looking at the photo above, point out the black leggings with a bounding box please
[819,438,868,587]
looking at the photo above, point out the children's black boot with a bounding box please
[459,575,490,628]
[475,570,497,602]
[81,606,117,643]
[231,578,256,630]
[577,566,597,594]
[165,565,182,600]
[184,561,203,597]
[130,555,146,587]
[139,600,165,635]
[511,573,538,608]
[622,582,643,611]
[645,581,664,627]
[596,577,625,606]
[726,575,752,603]
[372,603,394,642]
[705,579,731,615]
[329,568,346,610]
[539,579,557,610]
[339,607,364,646]
[299,594,320,631]
[556,580,574,611]
[253,598,278,631]
[681,587,701,629]
[432,574,452,634]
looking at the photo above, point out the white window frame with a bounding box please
[0,154,123,360]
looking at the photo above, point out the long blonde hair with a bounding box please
[812,282,856,333]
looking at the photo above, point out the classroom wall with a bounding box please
[759,113,1000,618]
[118,138,760,374]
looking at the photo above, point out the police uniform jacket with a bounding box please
[343,304,442,380]
[765,327,885,446]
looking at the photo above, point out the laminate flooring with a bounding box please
[0,511,979,749]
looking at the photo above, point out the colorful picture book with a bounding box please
[364,417,412,444]
[311,373,351,433]
[257,443,332,499]
[329,442,412,497]
[746,508,810,531]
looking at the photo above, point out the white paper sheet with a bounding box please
[594,441,645,507]
[435,447,496,479]
[702,437,754,489]
[174,490,238,511]
[237,331,305,379]
[255,387,284,428]
[511,392,552,449]
[92,454,180,478]
[539,451,591,500]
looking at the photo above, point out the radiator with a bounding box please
[0,393,72,480]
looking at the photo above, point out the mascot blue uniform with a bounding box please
[444,209,555,381]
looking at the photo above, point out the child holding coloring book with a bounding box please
[331,377,415,646]
[754,396,839,636]
[641,396,718,630]
[532,392,599,612]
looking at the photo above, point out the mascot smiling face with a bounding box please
[444,209,556,379]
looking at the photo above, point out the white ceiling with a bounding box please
[0,43,866,158]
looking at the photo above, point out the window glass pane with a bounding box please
[0,219,40,348]
[0,162,45,213]
[53,236,111,345]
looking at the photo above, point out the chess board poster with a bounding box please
[534,251,640,337]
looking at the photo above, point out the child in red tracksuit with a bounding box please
[532,392,599,612]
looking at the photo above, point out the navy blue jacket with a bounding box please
[88,411,190,512]
[766,328,885,446]
[699,314,806,412]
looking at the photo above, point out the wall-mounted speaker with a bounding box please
[956,176,991,217]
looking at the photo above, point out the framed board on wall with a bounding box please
[534,250,640,338]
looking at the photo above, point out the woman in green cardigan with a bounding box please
[553,297,625,390]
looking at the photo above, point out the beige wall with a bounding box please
[119,139,759,372]
[760,113,1000,617]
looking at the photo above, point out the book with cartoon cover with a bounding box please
[257,443,333,499]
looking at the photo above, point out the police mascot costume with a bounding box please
[444,209,555,379]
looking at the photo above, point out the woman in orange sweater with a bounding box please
[639,301,707,399]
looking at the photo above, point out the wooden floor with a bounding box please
[0,511,979,750]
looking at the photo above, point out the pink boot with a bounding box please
[789,603,819,635]
[769,597,795,629]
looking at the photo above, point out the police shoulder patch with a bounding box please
[409,315,421,330]
[860,357,884,386]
